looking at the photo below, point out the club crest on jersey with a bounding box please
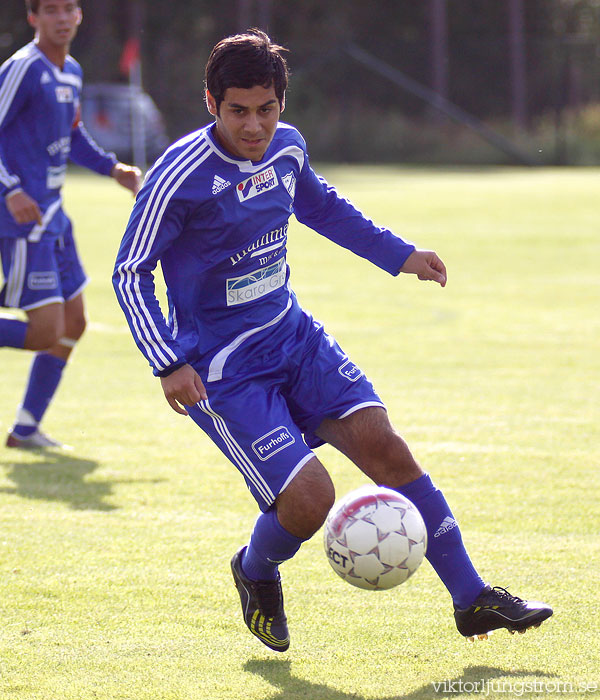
[236,166,278,202]
[55,86,74,103]
[252,427,295,461]
[282,172,296,199]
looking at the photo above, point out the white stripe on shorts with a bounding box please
[337,401,386,421]
[198,398,275,505]
[5,238,27,307]
[278,453,314,495]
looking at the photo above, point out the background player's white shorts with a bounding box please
[186,309,384,511]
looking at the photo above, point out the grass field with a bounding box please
[1,166,599,700]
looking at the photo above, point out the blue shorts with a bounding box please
[187,309,384,511]
[0,222,88,311]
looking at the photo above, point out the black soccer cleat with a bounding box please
[454,585,553,642]
[230,547,290,652]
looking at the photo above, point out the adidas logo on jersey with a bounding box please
[212,175,231,195]
[434,516,458,538]
[41,71,52,85]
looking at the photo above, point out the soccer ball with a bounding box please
[323,485,427,590]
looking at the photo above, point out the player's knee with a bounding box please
[25,319,65,350]
[276,458,335,538]
[292,488,334,537]
[361,431,421,483]
[370,432,406,464]
[65,313,86,340]
[308,482,335,532]
[24,304,65,350]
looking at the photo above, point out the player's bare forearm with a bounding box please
[111,162,142,196]
[400,249,447,287]
[160,364,207,415]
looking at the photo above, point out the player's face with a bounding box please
[207,85,284,162]
[28,0,82,50]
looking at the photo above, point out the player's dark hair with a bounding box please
[26,0,81,13]
[205,29,289,113]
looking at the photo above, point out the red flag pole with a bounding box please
[120,37,146,172]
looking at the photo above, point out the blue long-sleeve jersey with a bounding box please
[113,122,415,381]
[0,42,117,239]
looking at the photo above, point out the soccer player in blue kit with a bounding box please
[0,0,141,448]
[114,30,552,651]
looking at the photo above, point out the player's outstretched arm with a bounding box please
[5,189,42,225]
[111,163,142,196]
[400,249,447,287]
[160,364,208,416]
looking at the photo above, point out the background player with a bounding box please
[113,30,552,650]
[0,0,141,448]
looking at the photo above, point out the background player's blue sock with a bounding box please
[0,318,28,348]
[242,507,305,581]
[12,353,67,437]
[395,473,486,608]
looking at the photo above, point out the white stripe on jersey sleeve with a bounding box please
[0,54,38,128]
[0,51,38,188]
[115,133,212,371]
[0,160,20,190]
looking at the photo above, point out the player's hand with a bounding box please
[160,364,207,416]
[400,249,447,287]
[111,162,142,196]
[5,189,42,225]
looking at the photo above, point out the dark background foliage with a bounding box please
[3,0,600,163]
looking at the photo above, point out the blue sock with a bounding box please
[395,473,486,608]
[242,508,306,581]
[12,353,67,438]
[0,318,28,348]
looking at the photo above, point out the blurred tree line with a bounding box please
[2,0,600,163]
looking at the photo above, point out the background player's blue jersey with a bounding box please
[113,122,415,380]
[0,42,117,239]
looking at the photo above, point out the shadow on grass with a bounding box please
[0,450,166,511]
[244,659,558,700]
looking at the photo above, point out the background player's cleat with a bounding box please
[230,547,290,652]
[6,430,67,450]
[454,585,553,639]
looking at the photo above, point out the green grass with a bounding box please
[1,167,599,700]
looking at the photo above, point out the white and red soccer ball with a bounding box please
[323,485,427,590]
